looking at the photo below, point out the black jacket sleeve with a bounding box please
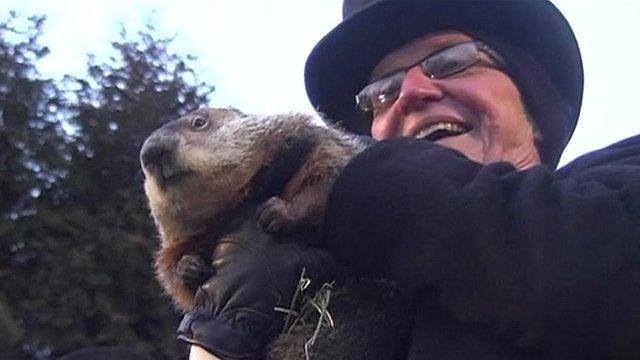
[324,135,640,358]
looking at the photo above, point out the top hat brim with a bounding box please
[304,0,583,146]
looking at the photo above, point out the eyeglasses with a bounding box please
[355,41,506,112]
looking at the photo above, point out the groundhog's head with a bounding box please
[140,107,272,244]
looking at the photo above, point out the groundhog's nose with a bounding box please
[140,133,178,174]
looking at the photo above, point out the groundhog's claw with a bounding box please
[177,255,215,292]
[257,196,295,234]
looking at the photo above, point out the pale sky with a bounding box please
[2,0,639,166]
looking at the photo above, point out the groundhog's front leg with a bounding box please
[257,180,331,238]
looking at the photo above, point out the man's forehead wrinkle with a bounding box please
[370,31,474,81]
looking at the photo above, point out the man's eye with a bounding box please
[430,58,469,78]
[441,60,464,73]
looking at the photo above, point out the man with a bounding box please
[181,0,640,358]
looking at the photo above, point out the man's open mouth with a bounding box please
[415,122,470,142]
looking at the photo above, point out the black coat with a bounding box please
[324,135,640,359]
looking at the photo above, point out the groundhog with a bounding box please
[140,107,368,310]
[140,107,415,359]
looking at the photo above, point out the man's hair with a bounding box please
[475,32,574,167]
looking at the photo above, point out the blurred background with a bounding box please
[0,1,638,358]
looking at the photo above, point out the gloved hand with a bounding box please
[177,204,336,360]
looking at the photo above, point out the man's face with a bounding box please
[369,31,541,169]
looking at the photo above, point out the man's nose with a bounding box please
[394,66,444,115]
[371,67,444,139]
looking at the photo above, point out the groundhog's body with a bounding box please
[141,107,367,310]
[140,108,414,358]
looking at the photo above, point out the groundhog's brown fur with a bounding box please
[141,107,367,311]
[140,108,415,358]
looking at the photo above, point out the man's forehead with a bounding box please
[370,31,474,81]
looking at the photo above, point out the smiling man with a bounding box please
[365,32,541,168]
[305,0,640,358]
[180,0,640,359]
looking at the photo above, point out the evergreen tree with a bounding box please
[0,13,68,359]
[0,12,68,218]
[1,14,214,358]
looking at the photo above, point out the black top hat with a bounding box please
[305,0,583,168]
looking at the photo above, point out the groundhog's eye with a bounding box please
[190,116,208,130]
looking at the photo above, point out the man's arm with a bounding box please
[324,137,640,357]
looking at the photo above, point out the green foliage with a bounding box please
[0,297,22,359]
[0,12,67,219]
[0,13,214,359]
[0,12,69,359]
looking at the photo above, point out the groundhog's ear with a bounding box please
[226,106,245,118]
[249,135,315,202]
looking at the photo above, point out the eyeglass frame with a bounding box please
[355,41,506,112]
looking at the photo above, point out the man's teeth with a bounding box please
[416,123,466,140]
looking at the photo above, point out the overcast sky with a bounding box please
[2,0,639,166]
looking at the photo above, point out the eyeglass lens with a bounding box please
[356,42,482,111]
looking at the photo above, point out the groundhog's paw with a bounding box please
[257,196,295,234]
[176,255,215,292]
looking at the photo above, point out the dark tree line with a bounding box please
[0,12,214,359]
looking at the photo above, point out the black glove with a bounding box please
[177,204,336,359]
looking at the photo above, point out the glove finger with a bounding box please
[193,239,247,312]
[193,284,214,312]
[177,255,215,291]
